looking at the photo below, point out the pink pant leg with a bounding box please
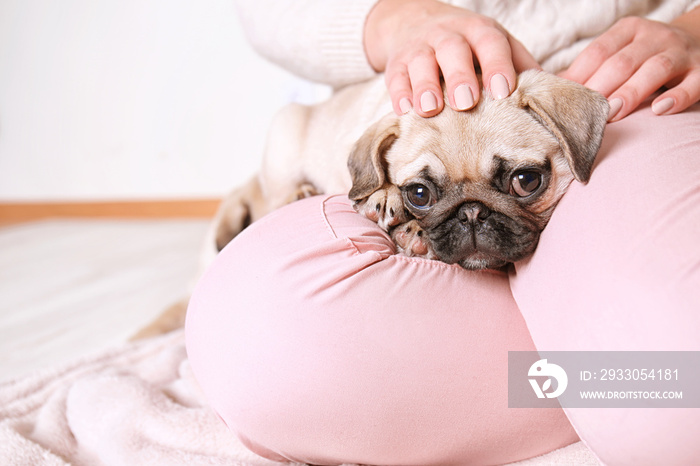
[186,195,576,466]
[510,102,700,464]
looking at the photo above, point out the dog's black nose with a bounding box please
[458,202,491,224]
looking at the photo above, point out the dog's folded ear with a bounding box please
[513,70,609,183]
[347,113,401,201]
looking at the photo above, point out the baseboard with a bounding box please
[0,199,221,224]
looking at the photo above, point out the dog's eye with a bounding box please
[406,184,433,208]
[510,171,542,197]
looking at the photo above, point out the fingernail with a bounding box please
[490,74,510,99]
[420,91,438,113]
[608,98,623,121]
[399,97,412,114]
[652,97,674,115]
[454,84,475,110]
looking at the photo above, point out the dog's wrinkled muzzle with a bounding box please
[427,208,540,270]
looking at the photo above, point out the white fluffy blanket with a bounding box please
[0,329,599,465]
[0,330,294,466]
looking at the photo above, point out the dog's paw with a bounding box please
[289,182,319,202]
[353,185,408,231]
[391,220,437,260]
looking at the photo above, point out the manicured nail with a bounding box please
[454,84,475,110]
[608,98,623,121]
[420,91,438,112]
[399,97,412,114]
[490,74,510,99]
[652,97,674,115]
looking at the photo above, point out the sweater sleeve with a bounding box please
[233,0,380,88]
[233,0,700,87]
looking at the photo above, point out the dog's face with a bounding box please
[348,70,609,269]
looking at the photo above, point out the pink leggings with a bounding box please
[186,102,700,465]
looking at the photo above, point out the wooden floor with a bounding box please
[0,218,210,380]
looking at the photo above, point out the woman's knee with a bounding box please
[186,195,576,465]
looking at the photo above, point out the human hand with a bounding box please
[560,10,700,122]
[364,0,540,117]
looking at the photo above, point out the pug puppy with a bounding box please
[134,70,608,339]
[214,70,608,270]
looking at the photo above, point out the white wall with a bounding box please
[0,0,329,201]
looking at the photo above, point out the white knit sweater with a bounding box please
[233,0,700,88]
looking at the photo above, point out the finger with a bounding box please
[561,22,636,85]
[434,34,479,110]
[385,60,414,115]
[509,36,541,72]
[584,42,656,97]
[652,70,700,116]
[405,47,444,117]
[607,51,686,121]
[468,28,517,99]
